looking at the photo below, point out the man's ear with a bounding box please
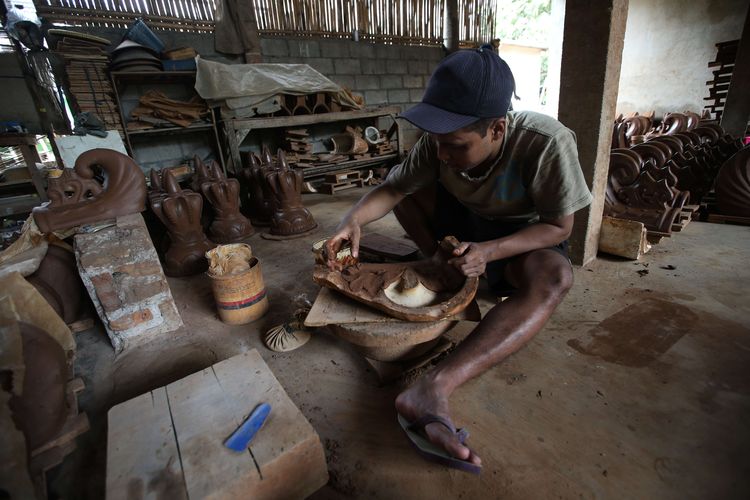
[490,118,506,140]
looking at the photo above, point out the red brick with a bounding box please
[109,309,153,331]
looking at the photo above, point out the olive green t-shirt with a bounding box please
[388,110,593,223]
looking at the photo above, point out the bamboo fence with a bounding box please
[35,0,496,45]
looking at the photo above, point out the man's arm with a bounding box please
[448,214,574,277]
[325,180,406,264]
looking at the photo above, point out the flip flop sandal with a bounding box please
[397,413,482,474]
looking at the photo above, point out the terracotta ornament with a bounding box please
[264,149,317,237]
[150,169,215,277]
[715,146,750,217]
[200,163,255,243]
[239,151,273,225]
[27,245,85,324]
[8,322,69,451]
[33,148,147,233]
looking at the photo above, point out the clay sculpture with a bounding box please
[8,322,69,451]
[33,148,147,233]
[313,236,479,321]
[150,169,215,276]
[715,146,750,217]
[264,149,318,237]
[27,245,85,324]
[197,158,255,243]
[239,151,273,225]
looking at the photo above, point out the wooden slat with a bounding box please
[38,0,492,45]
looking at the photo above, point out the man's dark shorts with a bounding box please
[433,182,569,296]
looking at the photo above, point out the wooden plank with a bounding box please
[359,232,419,261]
[106,387,187,500]
[320,178,364,194]
[324,170,360,183]
[707,213,750,226]
[305,285,480,327]
[229,106,401,129]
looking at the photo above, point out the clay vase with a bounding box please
[239,151,272,226]
[264,149,317,236]
[151,169,215,277]
[8,322,68,451]
[200,160,255,243]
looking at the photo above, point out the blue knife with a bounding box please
[224,402,272,452]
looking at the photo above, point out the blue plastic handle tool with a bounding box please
[224,402,272,452]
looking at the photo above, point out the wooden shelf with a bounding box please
[110,71,226,173]
[0,178,34,187]
[0,193,41,216]
[127,122,214,136]
[299,153,398,180]
[228,106,401,130]
[223,106,403,177]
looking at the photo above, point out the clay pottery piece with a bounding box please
[311,238,357,266]
[239,151,273,226]
[27,245,84,324]
[8,322,69,451]
[199,160,255,243]
[33,148,147,233]
[715,146,750,217]
[264,320,311,352]
[264,149,317,236]
[313,237,479,322]
[150,169,215,277]
[328,320,456,362]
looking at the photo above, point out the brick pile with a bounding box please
[75,213,183,352]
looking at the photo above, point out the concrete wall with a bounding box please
[617,0,749,117]
[261,38,443,147]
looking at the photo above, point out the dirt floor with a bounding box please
[49,187,750,499]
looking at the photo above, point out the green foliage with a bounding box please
[494,0,552,45]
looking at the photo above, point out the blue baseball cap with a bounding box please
[399,48,515,134]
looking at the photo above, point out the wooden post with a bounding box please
[557,0,629,266]
[444,0,459,53]
[720,7,750,138]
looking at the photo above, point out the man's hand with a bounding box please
[448,241,491,277]
[325,219,361,270]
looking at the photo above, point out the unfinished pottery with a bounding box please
[150,169,215,277]
[198,158,255,243]
[328,320,455,362]
[264,321,311,352]
[8,322,68,451]
[265,149,317,236]
[33,148,147,233]
[715,146,750,217]
[240,151,273,225]
[313,237,479,322]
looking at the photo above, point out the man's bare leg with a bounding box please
[395,249,573,464]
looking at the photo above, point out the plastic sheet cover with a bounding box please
[194,57,361,117]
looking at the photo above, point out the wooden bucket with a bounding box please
[208,255,269,325]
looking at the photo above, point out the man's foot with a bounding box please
[395,375,482,466]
